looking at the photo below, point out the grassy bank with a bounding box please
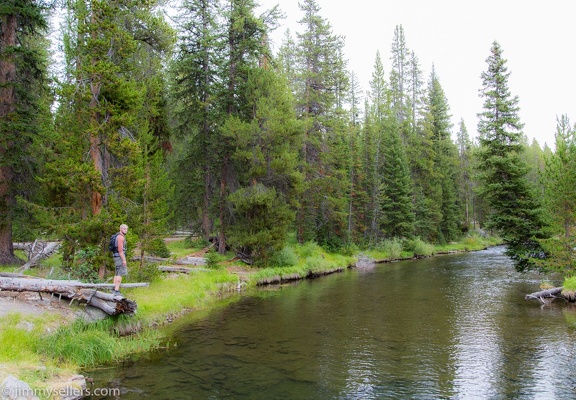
[0,232,500,395]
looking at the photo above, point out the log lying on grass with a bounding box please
[0,277,148,316]
[525,287,563,303]
[158,266,212,273]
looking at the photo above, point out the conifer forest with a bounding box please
[2,0,575,276]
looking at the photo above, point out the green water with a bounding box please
[87,246,576,399]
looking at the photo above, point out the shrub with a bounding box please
[404,238,435,257]
[129,262,162,283]
[145,238,170,258]
[71,246,101,282]
[298,241,321,258]
[205,250,221,269]
[378,238,403,259]
[269,246,298,267]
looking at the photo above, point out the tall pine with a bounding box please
[476,41,545,270]
[0,0,51,264]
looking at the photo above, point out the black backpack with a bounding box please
[108,233,119,253]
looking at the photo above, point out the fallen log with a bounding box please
[174,256,207,266]
[525,287,563,303]
[77,289,137,315]
[16,242,61,272]
[158,266,212,273]
[0,277,147,316]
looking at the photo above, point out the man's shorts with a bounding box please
[113,256,128,276]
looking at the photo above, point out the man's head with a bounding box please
[120,224,128,234]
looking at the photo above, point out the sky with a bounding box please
[257,0,576,149]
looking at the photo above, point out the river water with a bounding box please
[87,246,576,399]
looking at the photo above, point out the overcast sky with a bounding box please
[258,0,576,149]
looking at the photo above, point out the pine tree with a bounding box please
[476,41,545,270]
[0,0,51,265]
[293,0,349,247]
[455,119,473,230]
[424,67,460,242]
[38,0,173,276]
[380,125,414,238]
[389,25,409,124]
[536,115,576,275]
[170,0,224,239]
[223,67,302,265]
[365,51,387,243]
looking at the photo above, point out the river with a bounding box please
[87,246,576,399]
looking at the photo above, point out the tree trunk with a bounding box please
[202,164,212,241]
[0,13,18,266]
[218,156,229,254]
[525,287,563,301]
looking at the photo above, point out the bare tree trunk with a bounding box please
[218,156,228,254]
[0,13,19,265]
[202,165,212,240]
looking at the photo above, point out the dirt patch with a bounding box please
[0,291,79,320]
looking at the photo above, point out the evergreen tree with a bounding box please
[293,0,349,247]
[39,0,173,276]
[423,67,460,242]
[216,0,271,253]
[170,0,224,239]
[0,0,51,264]
[389,25,409,124]
[476,41,545,270]
[455,118,473,230]
[224,68,302,265]
[380,125,414,238]
[536,115,576,275]
[364,51,387,243]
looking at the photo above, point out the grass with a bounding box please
[165,237,207,258]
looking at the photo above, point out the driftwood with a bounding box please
[525,287,564,304]
[0,277,148,315]
[16,241,61,272]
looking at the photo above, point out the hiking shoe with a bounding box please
[112,290,122,296]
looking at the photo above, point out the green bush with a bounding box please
[404,238,435,257]
[205,250,221,269]
[298,241,321,258]
[269,246,298,267]
[378,238,403,259]
[71,246,101,282]
[129,262,162,283]
[145,238,171,258]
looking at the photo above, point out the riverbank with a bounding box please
[0,234,501,398]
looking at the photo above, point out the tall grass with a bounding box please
[41,319,161,367]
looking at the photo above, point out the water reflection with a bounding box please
[87,246,576,399]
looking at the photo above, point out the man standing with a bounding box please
[112,224,128,296]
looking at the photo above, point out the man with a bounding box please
[112,224,128,296]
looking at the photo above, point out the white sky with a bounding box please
[258,0,576,149]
